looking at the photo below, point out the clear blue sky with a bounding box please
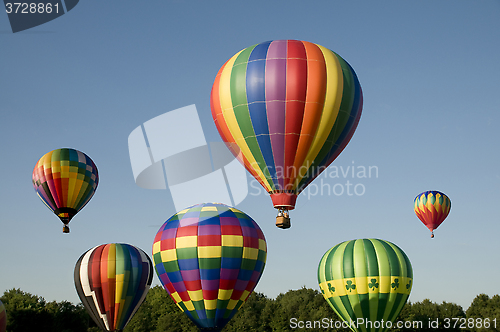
[1,1,499,311]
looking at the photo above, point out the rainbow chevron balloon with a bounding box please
[414,191,451,237]
[152,203,267,331]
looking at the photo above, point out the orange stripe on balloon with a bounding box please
[291,41,327,182]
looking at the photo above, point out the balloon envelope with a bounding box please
[0,299,6,332]
[152,203,267,331]
[414,190,451,237]
[74,243,153,332]
[211,40,363,211]
[318,239,413,332]
[32,148,99,232]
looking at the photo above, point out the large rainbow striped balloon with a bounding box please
[414,190,451,238]
[211,40,363,213]
[32,148,98,232]
[74,243,153,332]
[152,203,267,331]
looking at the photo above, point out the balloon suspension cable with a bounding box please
[275,208,291,229]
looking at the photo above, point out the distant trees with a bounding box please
[1,288,500,332]
[0,288,92,332]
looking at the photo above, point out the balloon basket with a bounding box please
[63,225,70,233]
[276,216,291,229]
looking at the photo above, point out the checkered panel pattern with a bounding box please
[152,203,267,330]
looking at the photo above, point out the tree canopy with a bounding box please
[1,287,499,332]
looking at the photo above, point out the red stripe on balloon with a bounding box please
[284,40,307,190]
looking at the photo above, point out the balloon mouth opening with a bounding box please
[55,208,77,222]
[270,191,297,210]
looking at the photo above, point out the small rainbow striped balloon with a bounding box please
[152,203,267,331]
[32,148,99,232]
[74,243,153,332]
[0,299,6,332]
[414,191,451,238]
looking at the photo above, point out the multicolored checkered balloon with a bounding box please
[414,190,451,238]
[32,148,99,233]
[152,203,267,331]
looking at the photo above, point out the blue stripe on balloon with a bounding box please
[246,42,278,188]
[221,257,242,269]
[178,257,199,270]
[200,268,220,280]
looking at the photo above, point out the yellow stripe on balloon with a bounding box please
[294,44,343,188]
[320,276,412,298]
[217,51,272,192]
[108,244,116,279]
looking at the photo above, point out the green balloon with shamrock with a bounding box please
[318,239,413,332]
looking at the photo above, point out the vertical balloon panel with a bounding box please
[318,239,413,332]
[152,203,267,331]
[74,243,153,332]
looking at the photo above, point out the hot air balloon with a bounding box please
[0,299,6,332]
[32,148,99,233]
[414,190,451,238]
[318,239,413,332]
[211,40,363,229]
[74,243,153,332]
[152,203,267,331]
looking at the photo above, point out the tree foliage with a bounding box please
[0,288,91,332]
[2,287,500,331]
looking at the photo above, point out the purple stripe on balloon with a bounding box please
[159,274,171,286]
[161,227,177,240]
[37,189,56,210]
[172,281,187,293]
[266,40,287,190]
[220,217,240,226]
[181,269,201,281]
[46,179,61,208]
[198,224,221,236]
[241,226,258,238]
[179,217,200,227]
[220,268,240,280]
[251,270,261,282]
[200,278,220,290]
[234,279,248,291]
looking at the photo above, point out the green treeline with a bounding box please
[1,287,500,331]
